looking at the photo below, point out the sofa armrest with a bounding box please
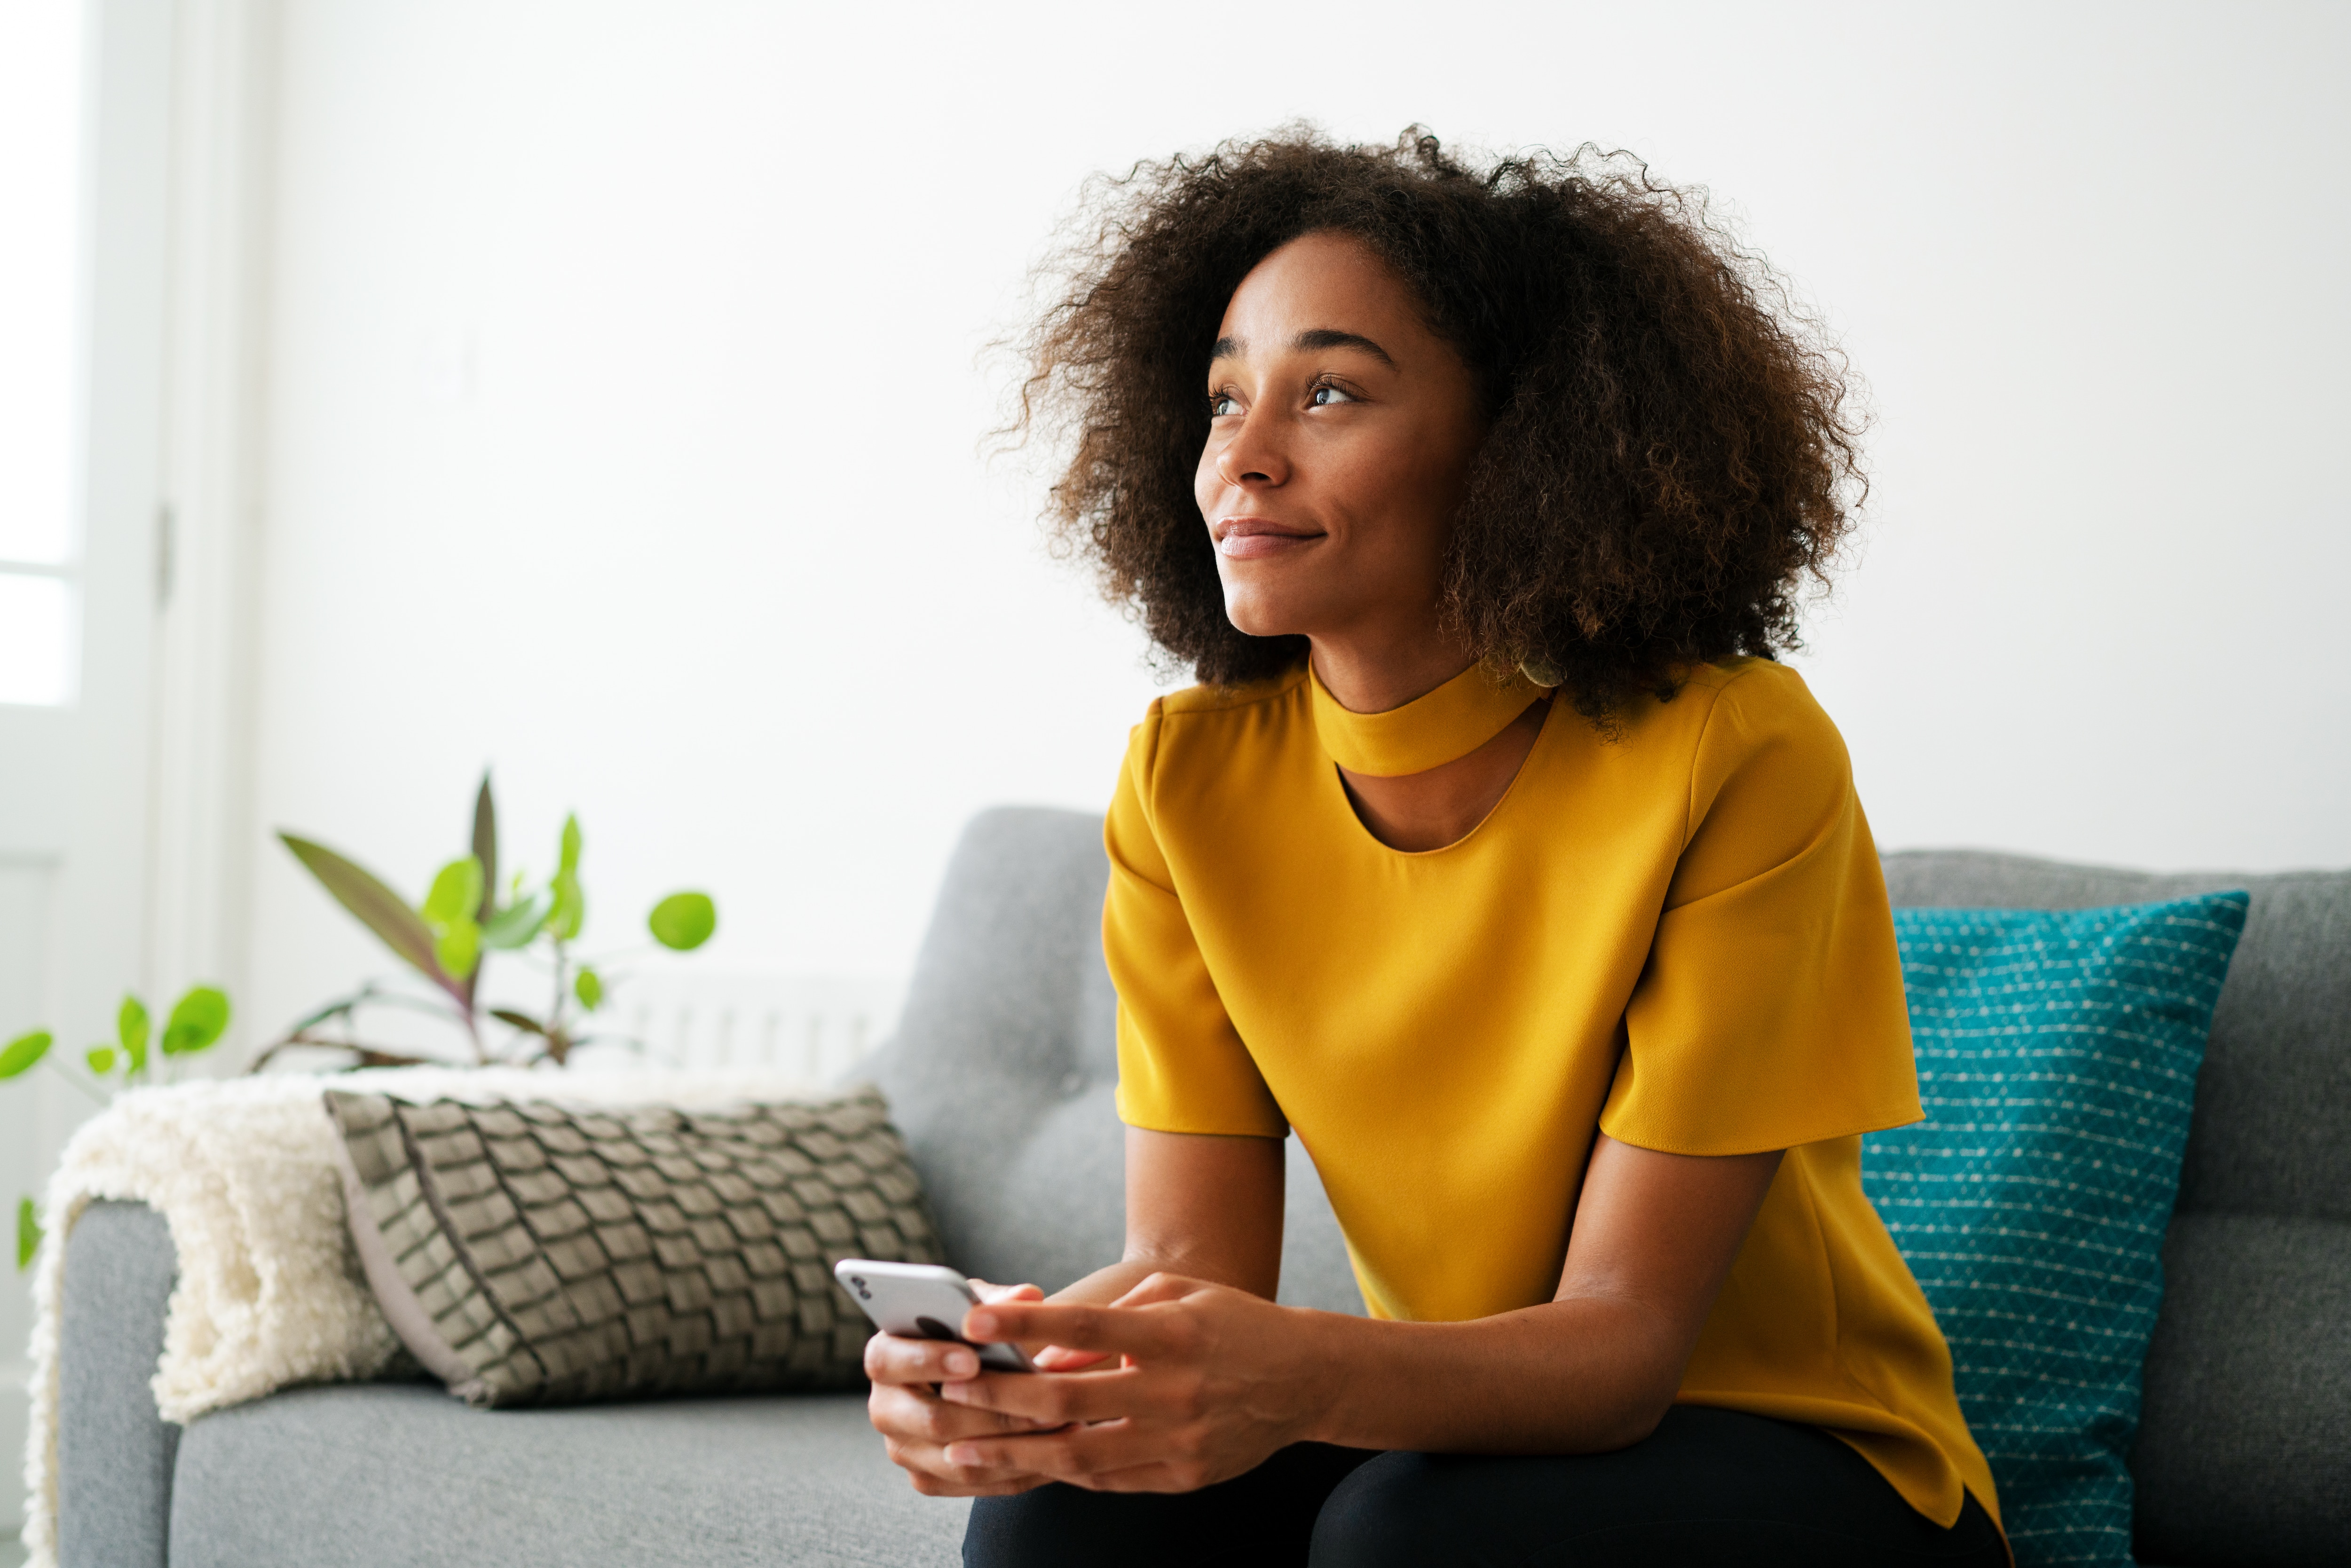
[56,1201,178,1568]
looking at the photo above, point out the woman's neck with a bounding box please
[1307,628,1478,716]
[1308,630,1552,853]
[1334,697,1550,852]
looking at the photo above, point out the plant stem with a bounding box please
[350,985,469,1024]
[548,939,570,1065]
[42,1057,110,1108]
[248,1032,450,1072]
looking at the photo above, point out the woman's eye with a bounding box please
[1209,394,1239,417]
[1310,384,1357,406]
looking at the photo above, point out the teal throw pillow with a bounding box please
[1865,893,2248,1568]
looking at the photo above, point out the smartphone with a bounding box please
[834,1259,1037,1372]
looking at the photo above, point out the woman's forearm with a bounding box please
[1048,1241,1278,1309]
[1296,1141,1777,1455]
[1299,1293,1685,1455]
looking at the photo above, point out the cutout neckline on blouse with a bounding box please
[1308,660,1549,777]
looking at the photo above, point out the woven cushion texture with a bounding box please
[325,1087,941,1406]
[1865,894,2249,1566]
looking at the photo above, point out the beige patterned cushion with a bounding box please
[323,1087,941,1407]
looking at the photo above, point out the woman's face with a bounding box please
[1196,230,1485,648]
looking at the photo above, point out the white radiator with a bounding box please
[581,972,907,1085]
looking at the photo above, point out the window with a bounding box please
[0,1,87,708]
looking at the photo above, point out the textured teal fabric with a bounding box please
[1865,894,2249,1568]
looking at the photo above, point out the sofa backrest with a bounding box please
[861,806,1359,1313]
[869,812,2349,1565]
[1880,851,2351,1568]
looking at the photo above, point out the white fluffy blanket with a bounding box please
[18,1066,826,1568]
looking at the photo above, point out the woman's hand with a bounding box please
[865,1280,1067,1497]
[932,1271,1334,1493]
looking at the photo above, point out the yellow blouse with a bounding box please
[1104,657,1999,1532]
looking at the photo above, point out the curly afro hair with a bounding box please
[1013,127,1866,720]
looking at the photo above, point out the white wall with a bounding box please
[243,0,2350,1049]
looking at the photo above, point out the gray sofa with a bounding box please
[50,808,2351,1566]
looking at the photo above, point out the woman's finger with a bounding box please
[869,1380,1055,1443]
[863,1331,982,1386]
[899,1456,1057,1498]
[969,1279,1047,1305]
[977,1280,1107,1368]
[938,1363,1161,1425]
[885,1432,1059,1496]
[944,1417,1174,1482]
[963,1299,1195,1360]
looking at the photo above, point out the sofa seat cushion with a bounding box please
[166,1383,966,1568]
[2128,1212,2351,1568]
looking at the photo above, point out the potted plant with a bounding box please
[262,772,718,1069]
[5,985,233,1267]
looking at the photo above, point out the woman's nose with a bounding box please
[1215,410,1290,489]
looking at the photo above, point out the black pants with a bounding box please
[964,1405,2006,1567]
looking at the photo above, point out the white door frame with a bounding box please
[0,0,175,1533]
[2,0,276,1534]
[146,0,276,1052]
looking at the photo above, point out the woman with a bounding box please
[866,130,2007,1567]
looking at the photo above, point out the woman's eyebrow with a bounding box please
[1293,328,1395,367]
[1207,329,1397,368]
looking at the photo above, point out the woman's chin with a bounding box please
[1223,607,1304,641]
[1219,589,1311,642]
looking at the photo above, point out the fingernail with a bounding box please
[967,1312,997,1336]
[946,1444,978,1466]
[944,1349,978,1378]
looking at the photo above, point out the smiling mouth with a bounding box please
[1215,519,1324,560]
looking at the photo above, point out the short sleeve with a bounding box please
[1599,667,1921,1155]
[1105,705,1289,1139]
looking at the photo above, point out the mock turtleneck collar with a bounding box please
[1307,661,1548,778]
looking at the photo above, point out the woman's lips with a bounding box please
[1215,521,1324,559]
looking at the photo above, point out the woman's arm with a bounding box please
[933,1133,1781,1491]
[1038,1127,1287,1313]
[1305,1135,1780,1452]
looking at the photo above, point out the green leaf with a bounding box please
[489,1007,547,1037]
[433,918,481,980]
[545,869,584,944]
[118,994,150,1068]
[16,1197,40,1270]
[86,1045,117,1075]
[574,966,603,1011]
[279,833,459,996]
[470,773,498,922]
[647,892,717,952]
[481,891,550,950]
[161,986,232,1056]
[0,1031,52,1079]
[421,856,485,926]
[558,814,582,876]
